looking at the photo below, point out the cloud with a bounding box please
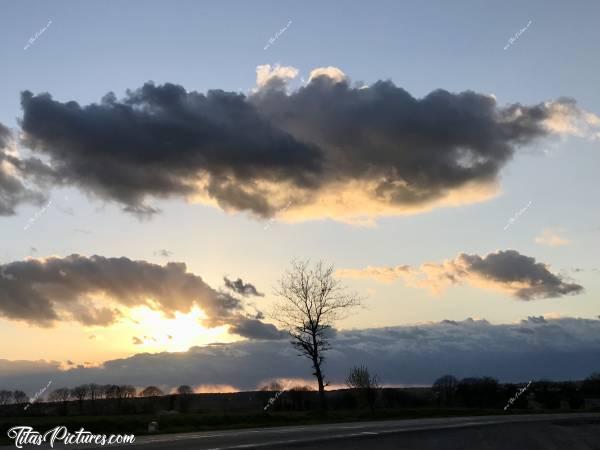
[16,68,599,224]
[336,265,413,283]
[224,276,264,297]
[255,64,299,89]
[19,84,321,219]
[0,254,280,338]
[338,250,583,300]
[541,98,600,138]
[535,228,570,247]
[0,123,46,215]
[132,337,143,345]
[1,317,599,393]
[228,317,284,340]
[307,66,347,83]
[154,249,173,258]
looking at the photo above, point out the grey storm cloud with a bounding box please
[224,276,264,297]
[338,249,584,300]
[228,317,284,340]
[15,66,593,222]
[459,250,584,299]
[0,122,46,215]
[1,316,600,394]
[0,254,280,340]
[19,84,322,218]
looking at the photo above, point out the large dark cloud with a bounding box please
[19,84,322,217]
[459,250,583,299]
[0,123,46,215]
[338,249,583,300]
[224,276,264,297]
[228,317,283,340]
[17,67,592,222]
[0,254,280,339]
[1,317,599,394]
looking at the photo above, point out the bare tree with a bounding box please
[13,390,28,404]
[120,385,137,399]
[346,365,380,410]
[0,390,13,405]
[176,385,193,412]
[433,374,458,406]
[272,260,361,410]
[71,385,89,411]
[176,385,193,395]
[88,384,102,401]
[141,386,164,397]
[103,384,119,399]
[49,388,71,403]
[259,382,283,392]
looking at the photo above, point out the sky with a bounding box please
[0,0,599,392]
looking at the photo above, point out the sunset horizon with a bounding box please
[1,5,599,448]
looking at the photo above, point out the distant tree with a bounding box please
[0,390,14,405]
[141,386,164,397]
[13,390,28,404]
[104,385,120,399]
[49,387,71,415]
[120,385,137,399]
[433,375,459,406]
[71,385,89,411]
[176,385,193,395]
[49,388,70,403]
[88,384,102,401]
[260,382,283,392]
[272,260,362,410]
[176,385,193,412]
[346,365,380,410]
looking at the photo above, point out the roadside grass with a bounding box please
[0,408,580,445]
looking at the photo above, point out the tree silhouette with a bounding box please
[260,382,283,392]
[141,386,164,397]
[0,390,13,405]
[88,384,102,401]
[272,260,361,410]
[103,384,120,399]
[433,374,458,406]
[13,390,28,404]
[176,385,193,395]
[71,385,89,411]
[120,385,137,399]
[346,365,380,410]
[49,388,71,414]
[49,388,70,403]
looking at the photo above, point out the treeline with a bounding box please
[0,390,27,405]
[431,372,600,410]
[1,372,599,417]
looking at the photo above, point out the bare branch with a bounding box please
[271,259,362,409]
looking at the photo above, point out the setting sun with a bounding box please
[125,307,239,353]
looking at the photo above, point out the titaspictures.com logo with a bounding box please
[7,426,135,448]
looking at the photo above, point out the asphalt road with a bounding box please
[5,413,600,449]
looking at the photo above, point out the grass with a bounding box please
[0,408,587,445]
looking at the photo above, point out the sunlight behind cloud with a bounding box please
[128,306,239,352]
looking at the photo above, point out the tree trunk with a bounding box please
[313,358,327,411]
[311,330,327,411]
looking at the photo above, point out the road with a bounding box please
[5,413,600,449]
